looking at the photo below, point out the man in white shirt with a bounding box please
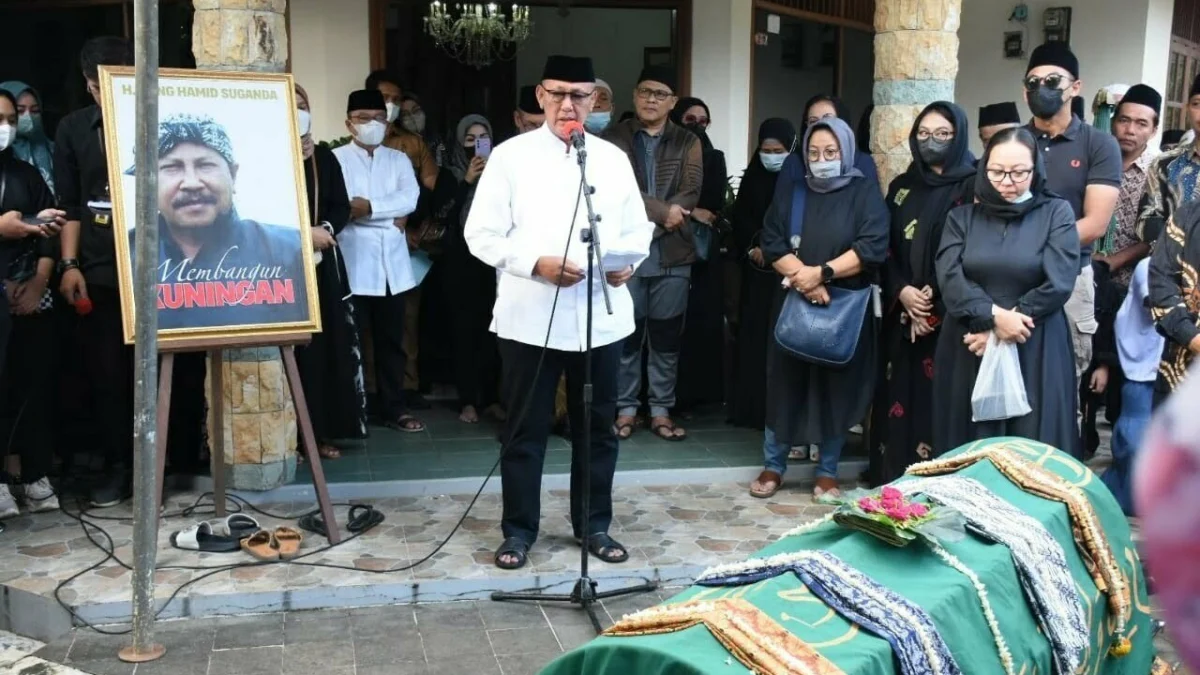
[465,55,654,570]
[332,89,425,433]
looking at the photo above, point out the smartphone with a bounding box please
[475,136,492,159]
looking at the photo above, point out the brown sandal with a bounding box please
[613,416,637,440]
[650,417,687,442]
[750,470,783,499]
[273,527,303,560]
[240,530,279,561]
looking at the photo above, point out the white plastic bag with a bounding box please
[971,332,1033,422]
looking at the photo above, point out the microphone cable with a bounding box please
[50,163,595,632]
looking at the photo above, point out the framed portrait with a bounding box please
[98,67,320,347]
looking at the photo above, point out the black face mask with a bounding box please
[1029,86,1067,120]
[918,138,952,166]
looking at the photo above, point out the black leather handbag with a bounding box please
[772,175,871,367]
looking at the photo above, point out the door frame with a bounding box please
[370,0,693,96]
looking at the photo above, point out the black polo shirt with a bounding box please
[54,105,119,288]
[1027,115,1122,266]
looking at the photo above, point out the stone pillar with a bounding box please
[871,0,961,189]
[192,0,298,490]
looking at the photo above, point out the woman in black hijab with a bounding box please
[933,127,1080,454]
[670,97,730,411]
[729,118,795,430]
[867,102,976,485]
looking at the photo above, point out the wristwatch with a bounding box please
[57,258,80,274]
[820,263,835,282]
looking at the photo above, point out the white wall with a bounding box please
[289,0,371,142]
[515,6,673,120]
[691,0,753,173]
[956,0,1172,154]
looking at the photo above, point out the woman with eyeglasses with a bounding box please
[933,127,1080,454]
[754,117,888,502]
[866,102,976,486]
[796,94,879,187]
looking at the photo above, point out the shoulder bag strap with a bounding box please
[788,173,807,253]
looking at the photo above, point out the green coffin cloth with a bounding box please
[540,438,1159,675]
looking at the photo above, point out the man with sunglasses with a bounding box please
[1023,42,1122,456]
[603,66,703,444]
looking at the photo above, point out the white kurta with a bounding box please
[332,142,420,297]
[465,124,654,352]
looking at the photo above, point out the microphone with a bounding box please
[563,120,586,151]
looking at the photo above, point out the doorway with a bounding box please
[376,0,690,144]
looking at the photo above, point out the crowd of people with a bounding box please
[0,38,1197,572]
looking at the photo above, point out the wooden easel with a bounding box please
[153,333,341,544]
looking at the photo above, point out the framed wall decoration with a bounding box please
[98,66,320,347]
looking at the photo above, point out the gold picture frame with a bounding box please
[98,66,320,348]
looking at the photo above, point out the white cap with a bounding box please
[594,78,612,95]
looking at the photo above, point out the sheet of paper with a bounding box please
[599,248,643,271]
[410,249,433,287]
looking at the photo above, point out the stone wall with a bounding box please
[192,0,298,491]
[870,0,962,188]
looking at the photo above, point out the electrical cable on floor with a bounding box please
[50,175,605,634]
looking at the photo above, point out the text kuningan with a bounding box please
[156,247,295,310]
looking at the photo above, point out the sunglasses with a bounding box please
[1023,74,1072,92]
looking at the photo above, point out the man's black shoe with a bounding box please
[90,468,131,508]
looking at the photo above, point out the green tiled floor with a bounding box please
[293,405,864,484]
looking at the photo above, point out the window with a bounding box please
[1167,37,1200,131]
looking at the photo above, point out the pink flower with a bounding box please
[880,486,903,501]
[909,503,929,518]
[884,505,911,521]
[859,497,882,513]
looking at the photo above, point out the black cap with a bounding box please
[517,85,541,114]
[1190,74,1200,101]
[979,102,1021,128]
[1162,129,1186,148]
[637,65,677,94]
[347,89,386,113]
[1120,84,1163,116]
[541,55,595,84]
[1027,42,1079,79]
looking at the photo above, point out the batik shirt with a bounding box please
[1148,201,1200,394]
[1110,147,1156,287]
[1137,144,1200,245]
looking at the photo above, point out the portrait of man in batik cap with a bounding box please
[128,113,309,330]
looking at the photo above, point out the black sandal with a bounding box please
[580,533,629,564]
[494,536,530,570]
[386,415,426,433]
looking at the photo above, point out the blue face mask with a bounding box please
[809,159,842,179]
[1011,190,1033,203]
[760,152,788,173]
[584,111,611,134]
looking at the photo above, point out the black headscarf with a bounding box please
[672,97,714,151]
[974,126,1055,221]
[733,118,796,252]
[904,102,976,289]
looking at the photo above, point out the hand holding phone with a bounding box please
[474,136,492,159]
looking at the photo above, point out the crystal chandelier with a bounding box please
[424,2,533,69]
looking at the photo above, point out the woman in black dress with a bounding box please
[933,127,1080,454]
[445,114,502,424]
[729,118,795,430]
[672,97,729,412]
[751,117,889,502]
[867,102,976,486]
[293,84,368,458]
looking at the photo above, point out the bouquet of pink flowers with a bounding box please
[833,485,960,546]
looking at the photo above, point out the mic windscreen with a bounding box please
[563,121,585,140]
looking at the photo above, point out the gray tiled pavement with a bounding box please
[34,591,676,675]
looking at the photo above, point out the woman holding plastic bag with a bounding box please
[932,127,1080,454]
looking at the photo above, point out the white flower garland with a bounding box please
[927,541,1016,675]
[781,513,835,539]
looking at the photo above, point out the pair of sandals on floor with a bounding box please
[494,533,629,570]
[614,415,686,442]
[750,471,842,504]
[171,514,303,561]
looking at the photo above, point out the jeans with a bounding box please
[762,428,845,480]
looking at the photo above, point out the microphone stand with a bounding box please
[491,133,657,633]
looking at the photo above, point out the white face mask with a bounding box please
[354,120,387,147]
[760,152,788,173]
[1011,190,1033,203]
[809,159,841,179]
[0,124,11,152]
[385,102,400,124]
[296,109,312,136]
